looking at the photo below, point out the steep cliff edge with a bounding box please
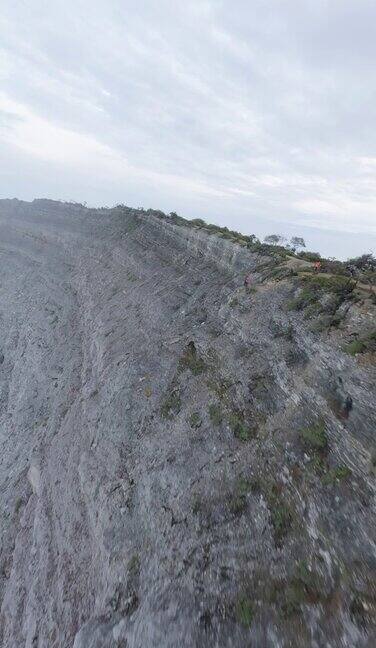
[0,199,375,647]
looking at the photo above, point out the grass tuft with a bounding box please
[264,482,294,546]
[188,411,202,429]
[208,403,223,425]
[228,413,252,441]
[161,389,181,419]
[235,596,253,627]
[343,331,376,356]
[299,421,328,452]
[322,464,352,486]
[229,477,252,515]
[178,343,207,375]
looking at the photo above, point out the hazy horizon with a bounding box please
[1,1,376,259]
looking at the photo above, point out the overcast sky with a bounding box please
[1,0,375,258]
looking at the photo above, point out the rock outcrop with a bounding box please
[0,199,375,647]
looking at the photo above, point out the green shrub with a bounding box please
[191,218,206,227]
[350,593,373,627]
[168,212,188,226]
[229,494,247,515]
[236,477,251,496]
[287,288,317,311]
[283,580,306,616]
[282,561,323,616]
[322,464,352,485]
[14,498,23,514]
[344,330,376,356]
[288,274,355,316]
[229,476,252,514]
[161,389,181,419]
[303,303,323,319]
[208,403,223,425]
[347,253,376,270]
[344,340,366,356]
[189,411,202,429]
[152,209,167,219]
[330,312,345,328]
[205,223,222,233]
[270,501,292,545]
[364,329,376,347]
[263,482,294,545]
[309,314,333,333]
[320,259,347,275]
[302,274,355,300]
[267,266,294,281]
[299,421,328,451]
[309,455,327,475]
[297,251,321,262]
[235,596,253,627]
[178,343,207,375]
[229,413,252,441]
[128,554,140,574]
[192,495,202,514]
[271,321,294,339]
[207,376,233,401]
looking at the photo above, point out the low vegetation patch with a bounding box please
[161,389,181,419]
[321,464,352,486]
[344,340,367,356]
[265,482,293,546]
[178,342,207,375]
[192,494,202,514]
[297,251,321,262]
[269,500,293,546]
[14,498,23,514]
[128,554,140,575]
[302,274,355,297]
[299,420,328,452]
[229,477,252,515]
[287,287,318,312]
[228,412,253,441]
[188,411,202,429]
[350,591,376,628]
[235,595,254,627]
[273,321,294,340]
[287,274,356,334]
[303,302,323,319]
[206,376,233,404]
[208,403,223,425]
[343,330,376,356]
[266,265,294,282]
[309,314,332,332]
[281,561,324,617]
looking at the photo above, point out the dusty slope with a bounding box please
[0,199,375,648]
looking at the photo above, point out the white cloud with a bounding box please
[0,0,375,256]
[0,94,115,167]
[0,93,228,200]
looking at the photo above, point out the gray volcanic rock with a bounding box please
[0,199,375,647]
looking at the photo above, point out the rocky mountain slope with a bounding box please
[0,199,375,647]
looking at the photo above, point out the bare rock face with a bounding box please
[0,199,375,647]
